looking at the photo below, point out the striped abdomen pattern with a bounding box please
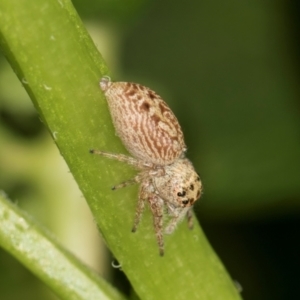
[100,78,186,165]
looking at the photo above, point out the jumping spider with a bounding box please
[90,77,202,256]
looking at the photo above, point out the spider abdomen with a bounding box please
[100,77,186,165]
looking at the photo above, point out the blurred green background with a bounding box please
[1,0,300,299]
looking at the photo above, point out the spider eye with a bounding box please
[177,191,186,197]
[182,200,189,205]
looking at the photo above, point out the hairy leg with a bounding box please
[148,194,165,256]
[132,183,147,232]
[186,208,194,230]
[90,150,153,169]
[90,150,164,190]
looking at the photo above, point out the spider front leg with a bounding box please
[132,181,148,233]
[148,192,165,256]
[132,180,165,256]
[186,208,194,230]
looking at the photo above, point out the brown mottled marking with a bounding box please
[148,90,156,100]
[141,102,150,111]
[159,102,169,114]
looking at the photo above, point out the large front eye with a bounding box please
[177,191,186,197]
[182,200,189,205]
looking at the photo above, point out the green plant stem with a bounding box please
[0,0,242,299]
[0,191,126,300]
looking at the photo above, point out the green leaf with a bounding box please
[0,0,242,299]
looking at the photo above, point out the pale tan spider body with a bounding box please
[99,78,186,165]
[91,77,202,256]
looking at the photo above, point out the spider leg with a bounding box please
[132,183,147,232]
[90,150,153,169]
[148,194,165,256]
[186,208,194,230]
[112,178,137,190]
